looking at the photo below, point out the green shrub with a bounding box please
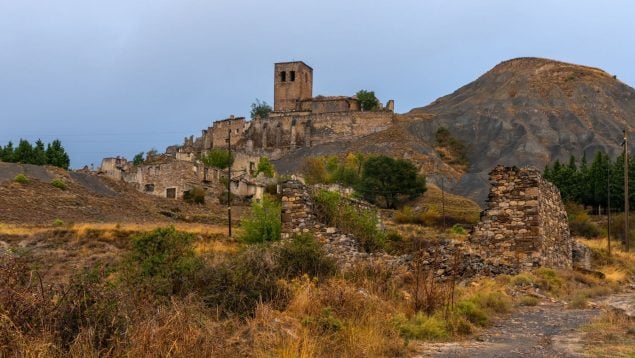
[51,178,66,190]
[14,173,29,184]
[395,312,448,340]
[313,190,386,252]
[510,272,534,287]
[183,186,205,204]
[197,245,288,317]
[535,268,564,294]
[52,218,64,227]
[121,227,202,296]
[469,291,512,314]
[277,233,336,279]
[456,301,489,326]
[449,224,466,235]
[240,195,281,243]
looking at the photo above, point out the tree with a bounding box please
[0,141,14,162]
[355,90,380,111]
[255,157,275,178]
[201,149,234,169]
[250,99,272,119]
[46,139,70,169]
[356,155,426,208]
[32,139,47,165]
[14,139,33,164]
[132,152,145,166]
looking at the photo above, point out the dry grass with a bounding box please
[581,310,635,357]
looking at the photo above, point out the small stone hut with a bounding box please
[469,165,572,269]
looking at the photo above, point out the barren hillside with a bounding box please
[405,57,635,203]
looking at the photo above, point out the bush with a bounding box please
[183,186,205,204]
[197,245,288,317]
[313,190,386,252]
[53,218,64,227]
[568,210,600,238]
[277,233,336,279]
[519,296,539,306]
[456,301,489,326]
[51,178,66,190]
[394,206,424,225]
[121,227,202,296]
[534,268,564,294]
[395,313,448,340]
[449,224,466,235]
[13,174,29,184]
[240,195,281,243]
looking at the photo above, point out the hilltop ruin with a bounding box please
[100,61,394,201]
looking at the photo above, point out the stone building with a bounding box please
[469,165,572,269]
[169,60,395,164]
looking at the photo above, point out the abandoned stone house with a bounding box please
[98,155,265,201]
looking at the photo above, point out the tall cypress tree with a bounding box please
[46,139,70,169]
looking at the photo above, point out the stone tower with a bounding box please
[274,61,313,112]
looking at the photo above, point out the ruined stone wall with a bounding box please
[469,166,572,270]
[243,110,393,158]
[210,117,247,149]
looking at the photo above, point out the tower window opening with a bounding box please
[290,71,296,81]
[280,71,286,82]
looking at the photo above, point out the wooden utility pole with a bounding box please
[607,162,611,256]
[624,128,629,251]
[227,128,232,238]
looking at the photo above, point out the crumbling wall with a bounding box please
[469,165,572,270]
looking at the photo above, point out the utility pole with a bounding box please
[227,128,232,238]
[625,128,629,252]
[607,162,611,256]
[441,176,446,231]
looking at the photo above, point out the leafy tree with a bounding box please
[240,195,281,243]
[250,98,272,119]
[45,139,70,169]
[132,152,145,166]
[356,155,426,209]
[32,139,47,165]
[355,90,380,111]
[255,157,275,178]
[14,139,33,164]
[201,149,234,169]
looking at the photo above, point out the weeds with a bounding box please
[13,174,29,184]
[51,178,66,190]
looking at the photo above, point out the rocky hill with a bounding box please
[405,57,635,203]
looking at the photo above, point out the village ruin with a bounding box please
[99,61,395,201]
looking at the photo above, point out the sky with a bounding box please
[1,0,634,168]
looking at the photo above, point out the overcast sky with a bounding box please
[1,0,634,168]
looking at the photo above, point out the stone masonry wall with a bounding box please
[469,165,572,270]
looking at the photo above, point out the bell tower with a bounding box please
[274,61,313,112]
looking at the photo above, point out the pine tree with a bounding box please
[46,139,70,169]
[14,139,33,164]
[32,139,48,165]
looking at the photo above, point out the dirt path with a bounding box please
[414,301,601,358]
